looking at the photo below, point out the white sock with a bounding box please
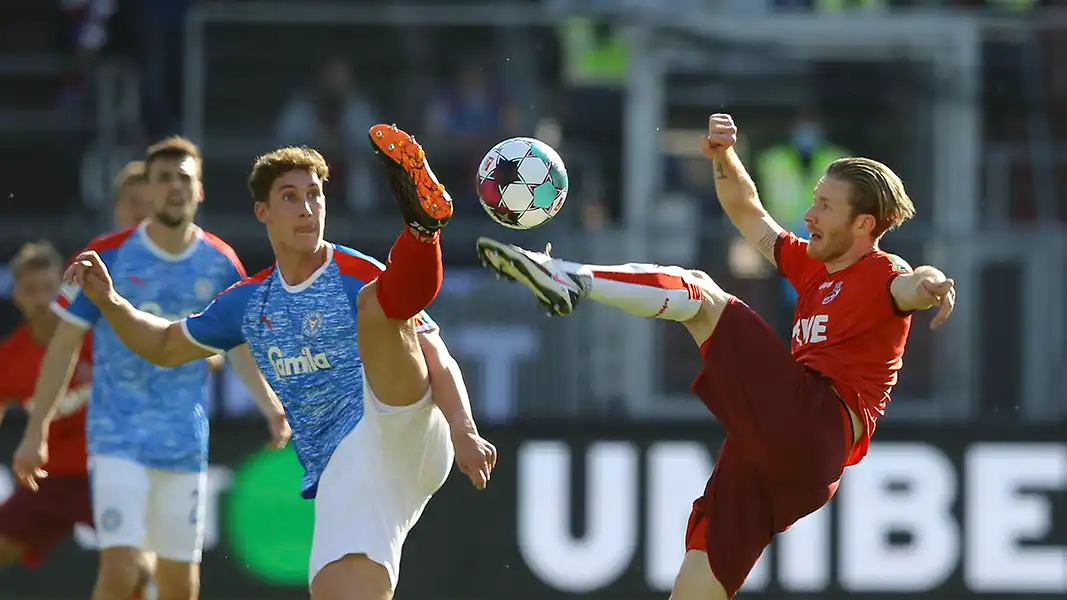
[558,261,704,321]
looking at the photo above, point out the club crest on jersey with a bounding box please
[301,310,324,338]
[194,278,215,301]
[822,281,843,305]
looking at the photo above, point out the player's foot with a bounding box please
[369,124,453,236]
[475,237,589,316]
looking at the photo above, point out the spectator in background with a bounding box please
[275,55,379,213]
[757,108,849,246]
[132,0,192,138]
[111,160,151,229]
[58,0,116,112]
[424,62,521,208]
[755,108,848,327]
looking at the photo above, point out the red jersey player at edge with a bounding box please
[0,242,95,569]
[0,166,158,598]
[0,165,155,575]
[474,113,955,600]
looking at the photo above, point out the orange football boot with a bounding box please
[368,124,453,235]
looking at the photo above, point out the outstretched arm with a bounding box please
[97,294,215,367]
[65,250,214,367]
[890,266,956,328]
[705,114,786,265]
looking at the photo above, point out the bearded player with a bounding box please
[14,137,287,600]
[0,171,157,597]
[60,126,496,600]
[476,113,956,599]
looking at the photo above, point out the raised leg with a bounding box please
[475,238,732,346]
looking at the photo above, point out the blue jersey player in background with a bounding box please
[14,137,289,600]
[59,126,496,600]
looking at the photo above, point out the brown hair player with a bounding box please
[0,176,158,600]
[475,113,956,599]
[0,158,205,599]
[57,126,495,600]
[14,137,286,600]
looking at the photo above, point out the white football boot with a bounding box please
[475,237,590,316]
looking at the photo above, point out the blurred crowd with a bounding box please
[0,0,1059,422]
[11,0,1054,232]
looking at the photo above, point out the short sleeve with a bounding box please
[219,259,246,293]
[181,284,249,353]
[887,253,912,275]
[221,245,247,284]
[54,230,137,329]
[773,232,822,292]
[884,253,914,317]
[202,232,248,290]
[52,280,100,329]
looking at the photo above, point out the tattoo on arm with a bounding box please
[714,161,727,180]
[757,231,778,261]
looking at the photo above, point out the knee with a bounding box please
[96,548,143,597]
[157,580,198,600]
[134,552,157,593]
[312,553,392,600]
[358,282,420,337]
[155,560,199,600]
[683,270,733,326]
[688,270,731,304]
[357,281,384,316]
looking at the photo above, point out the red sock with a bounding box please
[375,227,443,320]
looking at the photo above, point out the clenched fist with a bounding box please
[64,251,116,307]
[702,113,738,158]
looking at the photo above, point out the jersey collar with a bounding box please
[278,243,334,294]
[137,222,203,262]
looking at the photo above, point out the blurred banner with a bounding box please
[2,420,1063,600]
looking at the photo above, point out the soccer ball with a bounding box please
[476,137,568,229]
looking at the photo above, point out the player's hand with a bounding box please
[266,411,292,449]
[702,113,738,157]
[64,251,115,307]
[920,277,955,329]
[452,430,497,490]
[12,436,48,492]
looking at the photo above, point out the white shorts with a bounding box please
[309,372,454,590]
[89,455,206,563]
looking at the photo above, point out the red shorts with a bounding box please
[685,300,853,598]
[0,475,93,567]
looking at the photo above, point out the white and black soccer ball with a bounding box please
[475,137,569,230]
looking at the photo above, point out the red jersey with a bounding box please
[0,324,93,476]
[774,232,912,465]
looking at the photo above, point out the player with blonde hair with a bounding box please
[477,113,955,599]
